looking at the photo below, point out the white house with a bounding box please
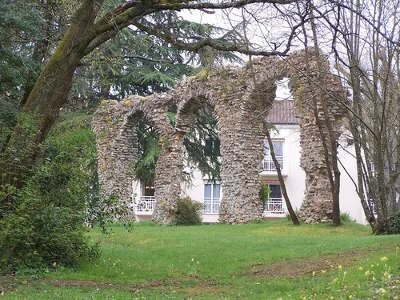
[132,96,370,224]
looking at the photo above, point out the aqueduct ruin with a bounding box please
[92,49,347,224]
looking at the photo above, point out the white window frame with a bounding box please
[264,184,285,215]
[263,139,284,172]
[203,180,221,215]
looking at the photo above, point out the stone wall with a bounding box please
[286,52,347,223]
[92,48,347,224]
[92,96,172,220]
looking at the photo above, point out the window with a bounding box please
[205,137,220,157]
[204,181,220,214]
[263,140,283,171]
[140,180,155,196]
[136,180,155,215]
[269,184,282,199]
[265,184,284,214]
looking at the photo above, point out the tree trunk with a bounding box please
[374,138,390,234]
[1,0,100,186]
[351,125,376,226]
[309,4,341,225]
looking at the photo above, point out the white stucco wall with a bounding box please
[132,124,367,224]
[264,125,306,212]
[181,168,220,223]
[180,124,366,224]
[337,140,367,224]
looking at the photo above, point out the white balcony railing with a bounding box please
[263,156,283,172]
[203,198,220,214]
[135,196,155,215]
[264,198,285,215]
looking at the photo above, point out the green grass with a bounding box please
[2,220,400,299]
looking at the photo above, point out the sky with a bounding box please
[178,7,294,100]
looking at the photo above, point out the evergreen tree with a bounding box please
[1,0,289,189]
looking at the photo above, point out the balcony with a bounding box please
[263,155,283,172]
[203,198,220,214]
[135,196,155,215]
[263,198,286,216]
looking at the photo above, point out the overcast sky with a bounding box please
[178,7,294,100]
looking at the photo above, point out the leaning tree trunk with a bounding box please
[265,128,300,225]
[1,0,99,187]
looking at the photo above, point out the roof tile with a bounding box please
[266,100,298,124]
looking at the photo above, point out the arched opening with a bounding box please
[94,49,347,225]
[183,103,220,180]
[262,77,301,218]
[102,108,162,220]
[152,96,221,224]
[131,112,160,221]
[181,102,221,222]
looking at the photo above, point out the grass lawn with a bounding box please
[1,220,400,299]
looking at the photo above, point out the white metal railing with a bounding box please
[135,196,155,215]
[264,198,285,214]
[263,156,283,172]
[203,197,220,214]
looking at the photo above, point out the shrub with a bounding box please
[259,183,270,211]
[175,197,202,225]
[0,191,100,271]
[388,212,400,234]
[0,113,108,272]
[0,182,17,219]
[340,213,353,223]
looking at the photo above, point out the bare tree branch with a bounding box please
[131,16,308,56]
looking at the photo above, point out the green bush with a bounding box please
[0,191,100,271]
[0,113,108,272]
[175,197,202,225]
[259,183,270,211]
[388,212,400,234]
[0,182,17,219]
[340,213,353,223]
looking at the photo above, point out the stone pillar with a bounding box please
[290,60,346,223]
[295,103,335,223]
[107,113,142,219]
[218,121,265,223]
[217,82,273,223]
[92,100,138,219]
[152,130,186,224]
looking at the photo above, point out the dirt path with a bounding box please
[249,244,397,278]
[2,244,398,295]
[47,278,176,292]
[43,244,398,290]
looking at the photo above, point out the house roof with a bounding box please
[266,100,298,125]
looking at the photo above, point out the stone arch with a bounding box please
[252,50,347,223]
[152,78,224,224]
[155,67,278,223]
[93,48,347,224]
[92,95,171,220]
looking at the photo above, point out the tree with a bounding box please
[183,105,222,180]
[1,0,299,193]
[336,0,400,233]
[259,182,270,212]
[302,0,400,232]
[0,0,45,150]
